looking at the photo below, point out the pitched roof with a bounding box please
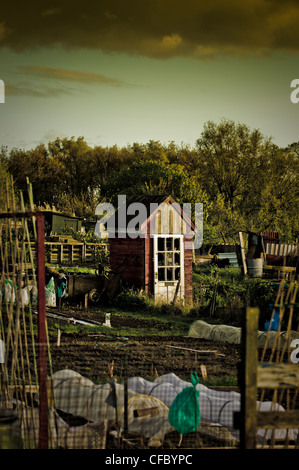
[103,194,195,234]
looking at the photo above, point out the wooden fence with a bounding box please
[265,242,298,256]
[239,305,299,449]
[27,241,109,266]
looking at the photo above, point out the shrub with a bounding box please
[192,266,281,326]
[114,289,153,311]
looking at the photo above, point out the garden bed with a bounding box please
[47,308,242,384]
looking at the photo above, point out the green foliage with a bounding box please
[103,158,209,210]
[62,227,103,243]
[192,266,279,324]
[113,287,189,317]
[0,147,15,211]
[3,121,299,242]
[195,119,299,241]
[60,227,110,266]
[114,288,153,311]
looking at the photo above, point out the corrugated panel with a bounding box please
[262,231,280,244]
[218,252,239,267]
[266,243,298,256]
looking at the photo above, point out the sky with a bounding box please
[0,1,299,152]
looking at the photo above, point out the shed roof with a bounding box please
[105,194,196,234]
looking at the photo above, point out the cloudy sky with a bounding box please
[0,1,299,151]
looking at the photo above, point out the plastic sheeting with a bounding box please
[51,370,298,445]
[188,320,298,348]
[52,369,136,424]
[17,401,107,449]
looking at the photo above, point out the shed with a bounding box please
[42,211,83,236]
[107,195,196,305]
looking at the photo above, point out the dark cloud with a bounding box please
[1,1,299,58]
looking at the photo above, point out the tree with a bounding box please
[191,119,299,241]
[0,146,14,210]
[195,119,273,209]
[102,158,209,210]
[254,147,299,240]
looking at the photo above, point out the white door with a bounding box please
[153,235,185,303]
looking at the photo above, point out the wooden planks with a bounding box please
[256,410,299,429]
[27,241,108,265]
[240,306,299,449]
[257,363,299,389]
[265,242,298,256]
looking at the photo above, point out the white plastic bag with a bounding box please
[4,280,15,303]
[20,287,30,306]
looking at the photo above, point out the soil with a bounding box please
[47,309,242,384]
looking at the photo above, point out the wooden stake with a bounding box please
[200,364,208,380]
[57,329,61,347]
[36,212,48,449]
[240,307,259,449]
[165,345,218,355]
[239,232,247,275]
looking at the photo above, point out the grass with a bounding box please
[199,375,239,388]
[47,305,193,339]
[46,264,97,275]
[44,263,281,343]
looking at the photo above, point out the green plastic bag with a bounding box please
[46,277,56,307]
[168,372,201,434]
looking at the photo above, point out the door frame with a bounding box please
[153,234,185,303]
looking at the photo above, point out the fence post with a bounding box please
[36,213,48,449]
[240,307,259,449]
[123,352,129,439]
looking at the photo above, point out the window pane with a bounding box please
[174,238,180,251]
[158,268,165,281]
[166,237,173,251]
[158,253,165,266]
[174,253,180,266]
[167,268,173,281]
[175,268,180,280]
[166,252,173,266]
[158,238,165,252]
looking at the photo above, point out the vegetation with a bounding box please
[192,266,280,328]
[1,118,298,243]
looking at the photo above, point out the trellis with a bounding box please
[0,179,49,448]
[240,278,299,449]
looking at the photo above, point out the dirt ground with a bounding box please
[48,309,242,384]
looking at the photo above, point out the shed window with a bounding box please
[156,236,182,282]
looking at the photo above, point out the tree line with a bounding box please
[0,119,298,244]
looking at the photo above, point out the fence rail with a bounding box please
[265,242,298,256]
[26,242,109,265]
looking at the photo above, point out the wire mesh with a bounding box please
[1,177,297,450]
[43,337,241,449]
[256,278,299,449]
[0,211,46,448]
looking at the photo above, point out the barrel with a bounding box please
[247,258,263,278]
